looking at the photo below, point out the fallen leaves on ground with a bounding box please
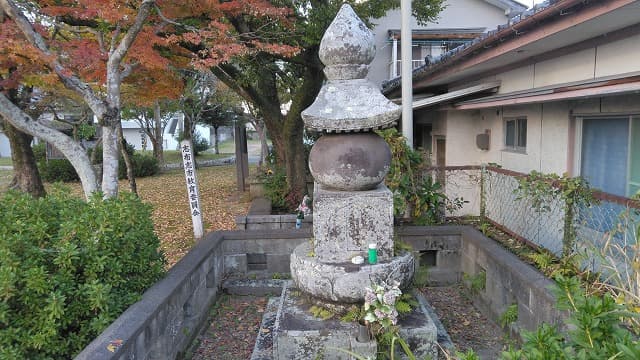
[191,295,267,360]
[134,165,250,267]
[422,285,506,358]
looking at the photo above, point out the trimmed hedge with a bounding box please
[0,189,166,359]
[32,143,159,183]
[118,153,159,179]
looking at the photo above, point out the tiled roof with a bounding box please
[381,0,559,94]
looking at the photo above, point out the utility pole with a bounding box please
[401,0,413,149]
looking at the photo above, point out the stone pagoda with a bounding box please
[290,4,414,304]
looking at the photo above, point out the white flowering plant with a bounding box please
[363,281,402,331]
[296,195,312,216]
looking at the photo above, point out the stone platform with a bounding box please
[272,284,377,359]
[271,283,438,360]
[290,242,414,303]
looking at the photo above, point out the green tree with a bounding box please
[183,0,445,208]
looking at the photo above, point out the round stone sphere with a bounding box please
[309,132,391,191]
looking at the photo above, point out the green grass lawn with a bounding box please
[0,158,13,166]
[0,169,13,190]
[217,138,268,154]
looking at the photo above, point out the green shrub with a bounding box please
[377,128,466,224]
[89,143,160,179]
[32,142,46,161]
[259,167,287,210]
[176,131,209,155]
[0,189,166,359]
[32,143,81,183]
[118,153,159,179]
[501,275,640,360]
[38,158,80,182]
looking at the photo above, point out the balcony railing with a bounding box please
[388,59,426,79]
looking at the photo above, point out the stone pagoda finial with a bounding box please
[319,4,375,81]
[302,4,401,133]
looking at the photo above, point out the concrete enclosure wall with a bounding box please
[77,226,563,359]
[399,226,565,335]
[75,230,309,360]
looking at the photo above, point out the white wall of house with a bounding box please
[367,0,515,87]
[441,31,640,174]
[476,34,640,95]
[121,120,212,152]
[441,92,640,216]
[0,131,10,158]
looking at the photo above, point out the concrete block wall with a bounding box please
[398,226,565,335]
[397,226,463,286]
[236,214,313,230]
[77,226,564,359]
[76,232,226,360]
[222,230,310,275]
[76,230,310,360]
[460,228,566,335]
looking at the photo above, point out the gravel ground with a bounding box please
[189,284,506,359]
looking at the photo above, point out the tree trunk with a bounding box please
[0,94,98,199]
[4,122,45,197]
[117,123,137,195]
[101,124,119,197]
[280,49,324,207]
[253,120,269,166]
[153,100,164,163]
[213,125,219,154]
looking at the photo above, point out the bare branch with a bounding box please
[121,62,139,79]
[108,0,155,69]
[109,23,121,54]
[153,3,198,32]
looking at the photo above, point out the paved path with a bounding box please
[0,166,12,170]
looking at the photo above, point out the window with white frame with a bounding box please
[504,117,527,151]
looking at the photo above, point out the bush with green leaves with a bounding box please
[32,142,81,182]
[259,166,288,210]
[176,130,209,155]
[32,142,46,161]
[0,188,166,359]
[377,128,466,224]
[501,275,640,360]
[118,152,159,179]
[96,141,160,179]
[38,158,81,182]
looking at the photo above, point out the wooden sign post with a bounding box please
[181,140,204,240]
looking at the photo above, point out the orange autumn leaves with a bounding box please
[2,0,299,99]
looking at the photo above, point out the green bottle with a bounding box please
[296,211,304,229]
[368,243,377,264]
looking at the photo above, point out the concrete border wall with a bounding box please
[401,226,565,335]
[76,226,563,359]
[236,214,313,230]
[75,230,309,360]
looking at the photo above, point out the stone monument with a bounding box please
[290,4,414,304]
[272,6,437,359]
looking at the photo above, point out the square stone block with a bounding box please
[273,286,377,360]
[313,183,393,263]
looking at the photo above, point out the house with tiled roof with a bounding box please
[383,0,640,199]
[367,0,527,87]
